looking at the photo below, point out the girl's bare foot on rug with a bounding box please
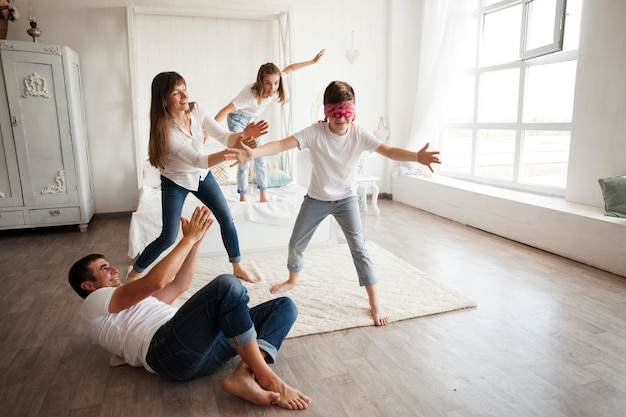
[221,361,280,406]
[366,284,390,326]
[255,371,311,410]
[233,262,259,283]
[269,280,298,294]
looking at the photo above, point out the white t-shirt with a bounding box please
[81,287,176,373]
[294,123,382,201]
[230,72,286,118]
[161,103,232,191]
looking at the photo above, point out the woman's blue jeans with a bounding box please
[288,195,377,286]
[146,274,297,380]
[226,112,267,194]
[133,174,241,273]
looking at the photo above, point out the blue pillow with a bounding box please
[252,169,294,188]
[598,176,626,218]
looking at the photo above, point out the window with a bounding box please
[440,0,582,194]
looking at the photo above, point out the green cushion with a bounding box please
[598,176,626,218]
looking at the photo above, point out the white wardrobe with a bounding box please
[0,40,94,232]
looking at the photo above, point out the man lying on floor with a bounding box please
[68,206,310,410]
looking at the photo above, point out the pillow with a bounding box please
[598,176,626,218]
[253,169,294,188]
[143,163,161,188]
[211,161,237,186]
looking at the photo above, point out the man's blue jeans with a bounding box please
[133,174,241,273]
[146,274,297,380]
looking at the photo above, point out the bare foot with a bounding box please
[239,194,247,202]
[365,284,390,326]
[233,263,260,283]
[259,190,269,203]
[269,280,298,294]
[126,268,140,283]
[255,372,311,410]
[221,362,280,406]
[370,301,390,326]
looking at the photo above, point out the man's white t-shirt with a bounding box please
[81,287,176,373]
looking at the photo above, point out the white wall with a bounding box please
[5,0,390,214]
[566,0,626,206]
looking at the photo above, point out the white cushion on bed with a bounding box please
[211,161,238,186]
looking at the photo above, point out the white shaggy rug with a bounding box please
[174,242,476,338]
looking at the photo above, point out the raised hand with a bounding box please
[417,143,441,173]
[180,206,213,244]
[312,49,326,63]
[243,120,269,140]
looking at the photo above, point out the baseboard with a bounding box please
[392,175,626,278]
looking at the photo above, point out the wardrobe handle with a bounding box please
[49,210,61,217]
[12,116,18,127]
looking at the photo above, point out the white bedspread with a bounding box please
[128,182,307,259]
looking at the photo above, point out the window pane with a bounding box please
[520,130,569,187]
[476,130,515,180]
[457,17,478,69]
[478,68,520,123]
[524,60,576,122]
[482,4,522,66]
[444,74,475,123]
[441,129,473,174]
[563,0,582,51]
[525,0,558,51]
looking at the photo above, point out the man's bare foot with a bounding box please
[255,372,311,410]
[221,362,280,406]
[233,263,260,283]
[126,268,140,283]
[269,280,298,294]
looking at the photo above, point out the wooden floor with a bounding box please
[1,199,625,417]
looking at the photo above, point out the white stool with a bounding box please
[354,176,380,216]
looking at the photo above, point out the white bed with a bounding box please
[128,160,338,260]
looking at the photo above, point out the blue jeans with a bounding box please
[288,195,377,286]
[146,274,297,380]
[227,112,267,194]
[133,173,241,273]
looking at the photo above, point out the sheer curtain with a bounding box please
[402,0,472,173]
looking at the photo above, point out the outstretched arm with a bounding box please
[283,49,325,75]
[376,142,441,173]
[108,207,212,312]
[215,103,236,123]
[226,136,299,165]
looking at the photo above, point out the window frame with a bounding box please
[439,0,577,196]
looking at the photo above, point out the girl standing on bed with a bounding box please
[214,49,325,202]
[234,81,441,326]
[127,71,266,283]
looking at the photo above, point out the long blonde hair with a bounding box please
[251,63,285,105]
[148,71,187,169]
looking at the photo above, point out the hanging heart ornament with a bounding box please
[373,116,389,141]
[346,49,360,63]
